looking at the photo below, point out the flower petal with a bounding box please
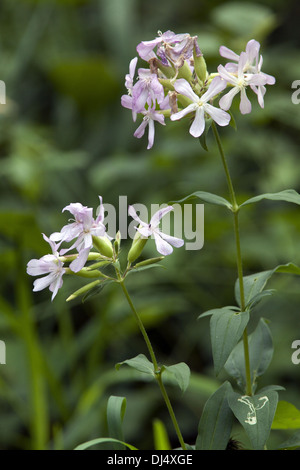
[158,230,184,248]
[239,88,252,114]
[173,79,199,102]
[189,107,205,138]
[153,232,173,255]
[219,87,240,110]
[170,103,197,121]
[204,103,231,127]
[150,206,174,228]
[219,45,239,62]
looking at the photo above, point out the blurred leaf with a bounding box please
[107,396,127,450]
[153,419,172,450]
[196,381,233,450]
[212,2,277,40]
[74,437,138,450]
[272,401,300,430]
[49,57,120,111]
[278,431,300,450]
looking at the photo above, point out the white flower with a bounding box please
[50,196,106,272]
[219,40,275,112]
[170,78,231,137]
[27,234,65,301]
[128,205,184,256]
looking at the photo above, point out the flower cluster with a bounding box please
[27,197,184,300]
[121,32,275,148]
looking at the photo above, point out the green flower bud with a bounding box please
[135,257,164,268]
[92,235,113,258]
[127,232,148,265]
[193,51,207,84]
[177,60,193,82]
[114,230,121,255]
[66,280,101,302]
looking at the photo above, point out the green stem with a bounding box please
[119,280,187,450]
[211,122,252,396]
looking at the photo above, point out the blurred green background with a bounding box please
[0,0,300,450]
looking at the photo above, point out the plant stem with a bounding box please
[211,122,252,396]
[119,280,187,450]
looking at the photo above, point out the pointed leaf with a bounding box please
[227,389,278,450]
[115,354,154,376]
[198,306,240,319]
[235,263,300,308]
[196,381,233,450]
[210,309,249,375]
[162,362,191,393]
[199,118,212,151]
[240,189,300,208]
[172,191,232,210]
[225,318,273,391]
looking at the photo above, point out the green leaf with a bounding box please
[228,110,237,131]
[74,437,138,450]
[198,306,240,319]
[278,430,300,450]
[235,263,300,308]
[107,396,127,450]
[210,309,250,376]
[272,401,300,430]
[199,118,212,151]
[161,362,191,393]
[227,389,278,450]
[196,381,233,450]
[240,189,300,208]
[225,318,273,392]
[153,419,172,450]
[172,191,232,210]
[115,354,155,376]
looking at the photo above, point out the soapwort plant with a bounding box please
[28,31,300,450]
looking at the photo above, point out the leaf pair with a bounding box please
[115,354,191,393]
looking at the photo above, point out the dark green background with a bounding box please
[0,0,299,450]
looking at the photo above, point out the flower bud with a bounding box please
[114,230,121,255]
[92,235,113,258]
[66,280,101,302]
[127,231,148,265]
[135,256,164,268]
[193,50,207,84]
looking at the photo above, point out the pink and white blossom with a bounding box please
[129,205,184,256]
[218,52,268,114]
[170,78,230,137]
[27,234,65,301]
[219,40,275,110]
[50,197,107,272]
